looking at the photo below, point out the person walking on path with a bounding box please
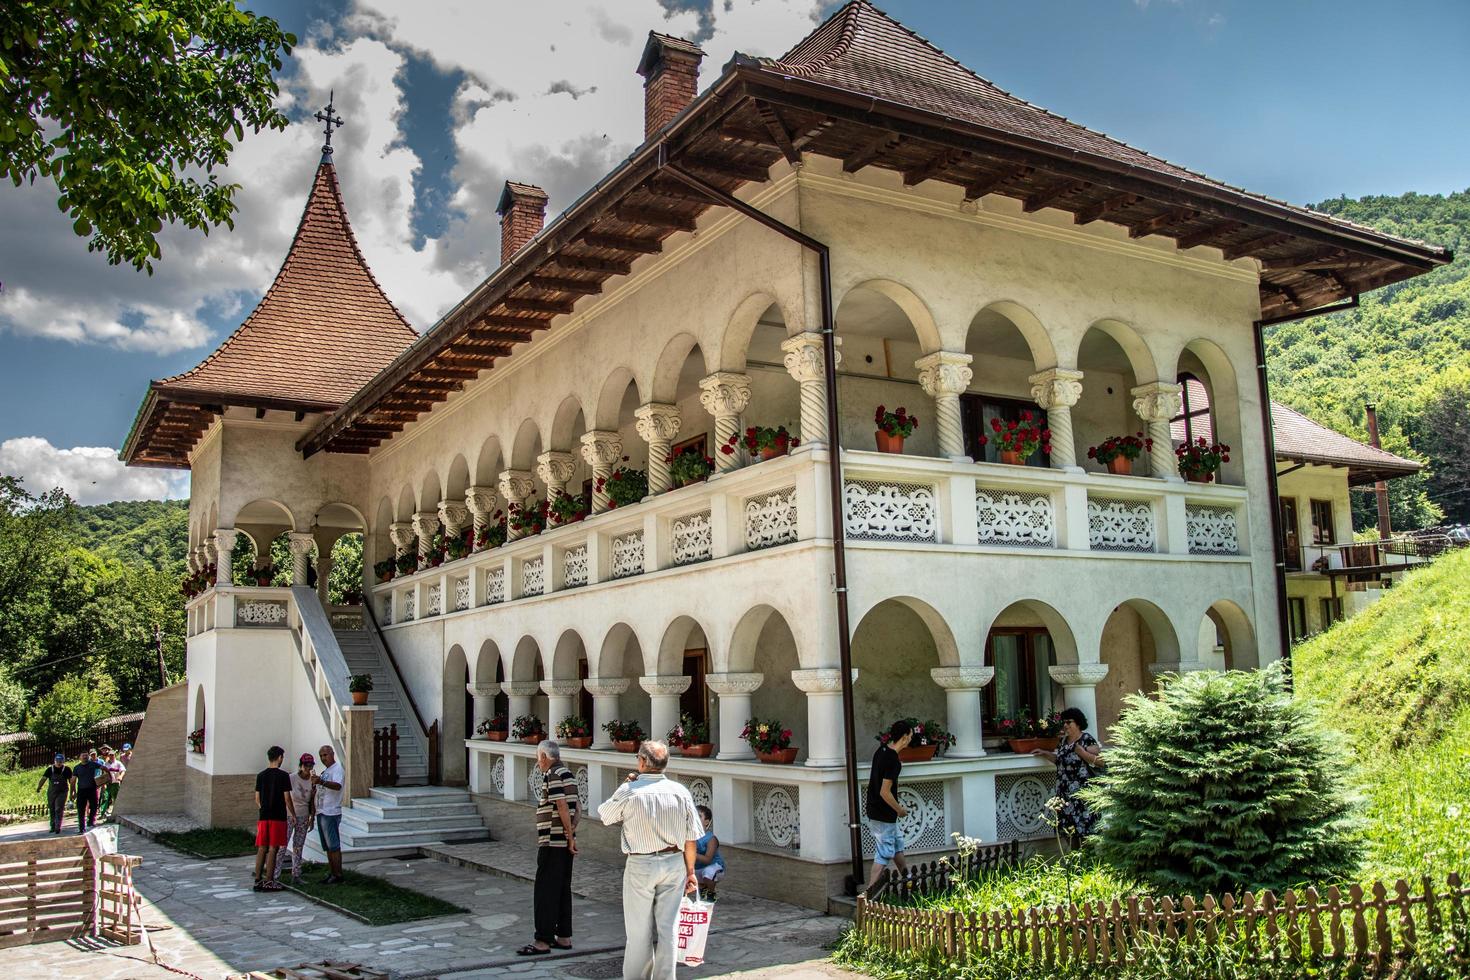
[518,740,579,957]
[597,740,702,980]
[275,753,317,884]
[99,746,125,819]
[253,746,295,892]
[311,744,345,884]
[119,743,133,769]
[36,753,73,834]
[863,720,912,896]
[72,749,105,833]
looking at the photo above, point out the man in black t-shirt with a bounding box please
[863,720,913,895]
[72,749,105,833]
[36,753,73,833]
[253,746,296,892]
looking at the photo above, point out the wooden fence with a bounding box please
[854,873,1470,971]
[870,840,1023,902]
[0,835,143,948]
[11,719,143,769]
[373,724,400,786]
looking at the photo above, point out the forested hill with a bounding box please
[75,499,188,572]
[1265,188,1469,529]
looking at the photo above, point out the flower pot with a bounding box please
[759,446,787,461]
[874,430,905,454]
[1007,737,1058,754]
[564,737,593,749]
[755,747,798,765]
[897,744,938,763]
[351,691,369,705]
[613,739,642,754]
[520,734,546,745]
[1106,456,1133,475]
[679,743,715,758]
[1000,450,1026,466]
[1186,471,1214,484]
[486,732,508,742]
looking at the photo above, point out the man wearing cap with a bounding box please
[36,753,73,834]
[276,753,317,884]
[119,743,134,770]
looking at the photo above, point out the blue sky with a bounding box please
[0,0,1466,503]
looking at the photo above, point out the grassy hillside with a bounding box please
[1291,548,1470,879]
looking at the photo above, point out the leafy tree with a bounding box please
[327,532,363,604]
[1411,369,1470,525]
[28,672,119,747]
[1085,665,1362,895]
[0,0,295,270]
[0,476,78,669]
[0,664,25,732]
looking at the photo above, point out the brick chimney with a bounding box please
[637,32,705,139]
[497,181,549,265]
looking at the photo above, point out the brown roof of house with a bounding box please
[1271,402,1421,485]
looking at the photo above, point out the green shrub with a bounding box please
[1083,664,1362,895]
[0,665,26,733]
[28,673,119,748]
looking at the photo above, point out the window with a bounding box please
[1287,598,1308,643]
[1174,373,1215,444]
[960,394,1050,466]
[1280,497,1302,571]
[1310,499,1336,545]
[1319,597,1343,629]
[984,629,1056,727]
[680,649,708,727]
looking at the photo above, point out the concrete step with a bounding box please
[368,786,473,806]
[342,813,487,837]
[349,799,478,821]
[338,824,489,849]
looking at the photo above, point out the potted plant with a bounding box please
[1176,437,1231,483]
[549,491,589,526]
[509,499,548,537]
[187,728,205,753]
[1088,432,1152,476]
[557,715,593,749]
[722,425,799,463]
[446,529,472,561]
[475,514,507,551]
[599,460,648,508]
[603,719,645,753]
[874,405,919,454]
[668,446,715,489]
[512,714,546,745]
[876,717,955,762]
[741,717,797,764]
[251,563,276,587]
[668,713,714,758]
[477,714,509,741]
[980,411,1051,465]
[348,673,374,705]
[996,710,1062,754]
[394,552,417,577]
[373,558,395,583]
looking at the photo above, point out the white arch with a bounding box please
[837,278,944,352]
[966,299,1058,370]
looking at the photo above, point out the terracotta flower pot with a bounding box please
[351,691,369,705]
[897,744,937,763]
[486,732,508,742]
[564,737,593,749]
[759,446,787,461]
[1106,456,1133,475]
[679,743,715,758]
[1007,737,1058,754]
[1000,450,1026,466]
[1186,471,1214,484]
[520,734,546,745]
[613,739,642,753]
[874,430,905,454]
[755,747,799,765]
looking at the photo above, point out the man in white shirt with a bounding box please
[311,743,346,884]
[597,740,702,980]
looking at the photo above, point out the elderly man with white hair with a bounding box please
[517,740,579,957]
[597,739,703,980]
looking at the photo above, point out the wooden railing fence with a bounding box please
[10,719,144,769]
[373,724,400,786]
[854,873,1470,970]
[0,836,143,948]
[870,840,1023,903]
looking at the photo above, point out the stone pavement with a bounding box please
[0,826,862,979]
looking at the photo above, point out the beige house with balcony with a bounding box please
[120,2,1449,907]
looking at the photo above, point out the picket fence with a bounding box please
[869,840,1023,902]
[854,872,1470,970]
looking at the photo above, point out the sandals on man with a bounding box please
[516,944,550,956]
[552,941,573,950]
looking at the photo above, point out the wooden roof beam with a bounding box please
[754,101,800,164]
[903,147,969,187]
[1260,248,1353,272]
[613,206,698,232]
[961,165,1033,203]
[1023,179,1091,213]
[680,155,771,184]
[1127,207,1201,239]
[476,314,548,332]
[416,366,479,380]
[1221,232,1292,261]
[842,131,902,173]
[1074,192,1142,225]
[580,232,662,255]
[1176,220,1245,250]
[552,253,634,276]
[504,296,577,316]
[643,179,713,204]
[527,275,602,296]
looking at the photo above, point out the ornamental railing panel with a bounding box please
[425,584,442,617]
[844,480,939,542]
[671,511,713,566]
[974,487,1055,548]
[454,577,470,611]
[563,544,589,589]
[236,600,288,627]
[328,607,363,631]
[522,557,545,597]
[380,597,392,626]
[490,756,506,796]
[610,531,645,580]
[751,782,801,851]
[860,779,948,856]
[402,590,415,622]
[1087,496,1156,553]
[485,566,506,605]
[994,772,1052,841]
[745,487,798,551]
[1186,504,1240,555]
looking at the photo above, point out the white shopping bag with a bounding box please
[677,896,714,966]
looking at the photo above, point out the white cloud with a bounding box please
[0,437,189,505]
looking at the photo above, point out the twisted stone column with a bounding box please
[640,674,691,745]
[792,668,856,766]
[465,486,498,544]
[915,350,975,459]
[535,451,578,526]
[287,531,315,587]
[542,678,583,738]
[634,404,681,495]
[579,431,623,513]
[705,672,763,760]
[698,372,753,472]
[1048,664,1111,734]
[930,666,995,758]
[497,469,535,541]
[781,332,841,447]
[203,539,218,573]
[213,528,238,587]
[187,547,200,576]
[583,677,631,749]
[437,499,470,545]
[389,522,416,560]
[411,511,441,564]
[1131,382,1185,480]
[1029,368,1085,470]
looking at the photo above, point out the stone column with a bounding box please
[389,522,416,558]
[502,680,540,727]
[465,486,498,544]
[188,547,201,576]
[633,404,681,496]
[930,666,995,759]
[1131,382,1184,481]
[213,528,238,587]
[203,539,218,574]
[705,672,763,761]
[640,675,691,744]
[497,470,535,541]
[781,332,841,447]
[316,546,333,605]
[287,532,315,587]
[791,669,854,767]
[1048,664,1110,733]
[542,679,583,737]
[915,351,974,459]
[343,704,378,800]
[535,451,578,526]
[467,682,499,736]
[584,677,631,749]
[579,431,623,513]
[438,498,470,547]
[411,511,441,565]
[698,372,753,473]
[1029,368,1085,471]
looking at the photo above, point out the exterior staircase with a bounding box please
[303,786,489,863]
[333,620,428,786]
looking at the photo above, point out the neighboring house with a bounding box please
[120,2,1449,905]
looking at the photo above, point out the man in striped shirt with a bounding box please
[598,739,703,980]
[519,741,579,957]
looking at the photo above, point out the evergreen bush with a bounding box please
[1083,663,1362,894]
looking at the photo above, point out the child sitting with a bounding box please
[694,805,725,901]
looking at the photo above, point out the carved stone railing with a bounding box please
[236,599,288,627]
[425,584,442,617]
[844,479,938,542]
[563,544,589,589]
[671,511,713,566]
[745,487,797,551]
[402,590,415,622]
[611,530,645,579]
[485,565,506,605]
[974,487,1055,548]
[522,557,545,597]
[328,606,364,631]
[1186,504,1239,555]
[1087,496,1156,553]
[454,577,470,611]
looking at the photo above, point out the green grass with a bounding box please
[913,854,1141,914]
[155,828,258,859]
[285,868,467,926]
[0,767,52,813]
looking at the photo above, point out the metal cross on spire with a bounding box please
[315,92,344,161]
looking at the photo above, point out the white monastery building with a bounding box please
[120,2,1447,908]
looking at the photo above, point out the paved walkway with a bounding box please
[0,825,862,979]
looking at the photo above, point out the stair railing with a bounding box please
[362,598,442,784]
[288,586,355,747]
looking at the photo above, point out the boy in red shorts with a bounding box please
[253,746,295,891]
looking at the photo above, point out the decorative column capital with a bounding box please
[704,672,764,696]
[466,683,499,698]
[1049,664,1111,687]
[639,674,692,697]
[780,331,841,383]
[410,511,441,541]
[203,539,218,564]
[213,527,239,553]
[501,680,541,698]
[914,350,974,398]
[791,668,857,694]
[287,531,316,558]
[1130,381,1184,423]
[929,665,995,691]
[579,430,623,468]
[633,403,682,444]
[497,469,535,504]
[465,486,498,518]
[389,522,416,555]
[438,499,470,536]
[542,678,583,698]
[582,677,632,697]
[534,451,577,489]
[697,372,753,418]
[1029,368,1085,410]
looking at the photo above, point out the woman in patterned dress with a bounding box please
[1031,707,1103,842]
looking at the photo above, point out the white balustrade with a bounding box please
[1087,495,1156,553]
[426,584,442,617]
[522,557,545,597]
[744,487,798,551]
[974,487,1055,548]
[751,782,801,851]
[485,566,506,605]
[563,544,589,589]
[611,530,645,579]
[454,577,470,611]
[844,479,938,542]
[236,599,288,627]
[671,511,713,566]
[402,590,416,622]
[1186,504,1239,555]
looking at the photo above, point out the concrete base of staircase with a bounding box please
[303,785,490,864]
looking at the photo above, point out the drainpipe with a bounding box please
[1364,403,1392,540]
[659,152,866,892]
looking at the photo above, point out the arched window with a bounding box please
[1172,372,1215,445]
[983,629,1056,727]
